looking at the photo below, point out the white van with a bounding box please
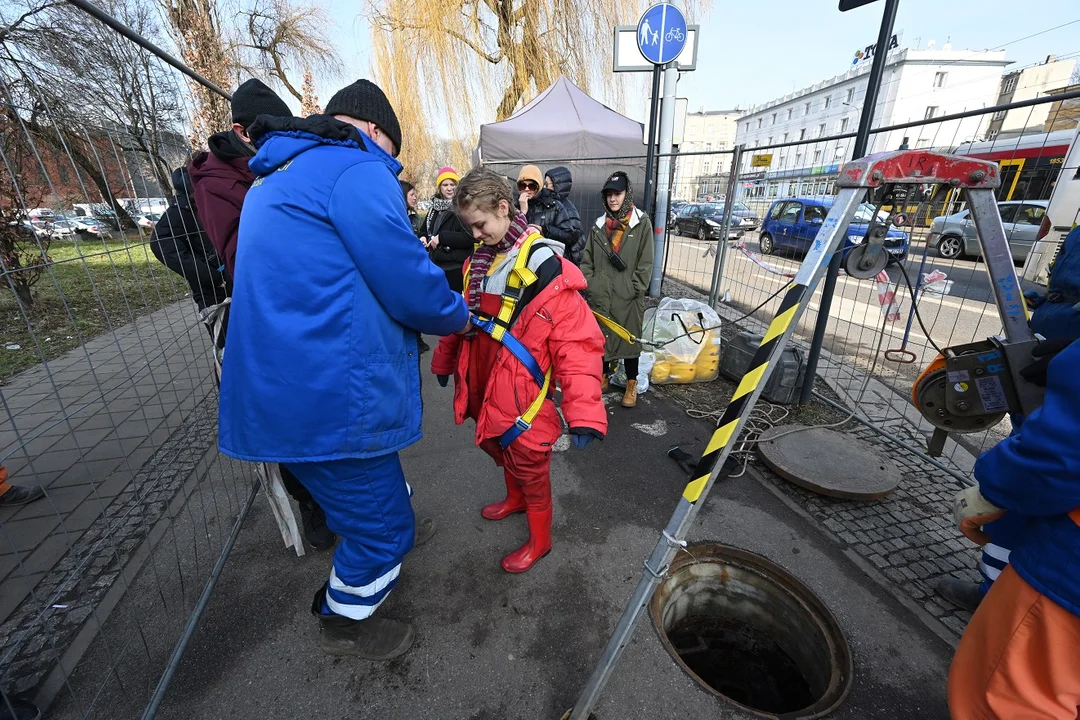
[1022,125,1080,285]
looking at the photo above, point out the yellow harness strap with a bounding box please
[592,311,639,345]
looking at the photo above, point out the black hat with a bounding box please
[602,171,629,194]
[231,79,291,129]
[324,79,402,157]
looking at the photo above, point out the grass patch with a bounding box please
[1,235,190,382]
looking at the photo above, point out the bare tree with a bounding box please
[234,0,340,104]
[0,115,51,310]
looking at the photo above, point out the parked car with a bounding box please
[673,202,752,240]
[135,212,162,230]
[759,197,910,260]
[928,200,1048,262]
[47,219,77,238]
[62,214,109,237]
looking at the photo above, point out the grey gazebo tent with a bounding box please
[476,76,647,223]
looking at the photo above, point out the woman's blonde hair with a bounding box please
[453,166,515,214]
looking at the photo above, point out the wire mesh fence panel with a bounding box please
[0,6,259,717]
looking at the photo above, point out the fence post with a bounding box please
[709,145,744,307]
[642,65,663,216]
[798,0,900,404]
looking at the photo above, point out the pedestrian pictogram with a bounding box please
[636,3,687,65]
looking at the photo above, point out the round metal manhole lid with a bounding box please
[757,425,899,500]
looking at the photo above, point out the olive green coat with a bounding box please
[580,207,654,360]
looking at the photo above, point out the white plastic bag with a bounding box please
[920,270,953,297]
[610,351,655,393]
[645,298,723,384]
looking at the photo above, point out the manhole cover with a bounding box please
[650,544,852,718]
[757,425,900,500]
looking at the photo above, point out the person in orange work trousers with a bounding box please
[430,166,608,574]
[948,337,1080,718]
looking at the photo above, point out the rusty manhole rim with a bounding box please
[649,543,853,719]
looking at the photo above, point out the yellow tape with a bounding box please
[733,363,767,401]
[703,419,739,456]
[763,304,797,345]
[683,475,709,503]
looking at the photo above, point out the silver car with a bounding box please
[928,200,1048,262]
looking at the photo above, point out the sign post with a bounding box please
[636,1,689,297]
[800,0,900,404]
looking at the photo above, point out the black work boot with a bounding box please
[299,500,335,551]
[0,691,40,720]
[414,517,436,548]
[310,584,414,660]
[936,578,984,612]
[0,485,44,508]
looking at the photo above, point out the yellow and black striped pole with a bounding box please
[567,186,867,720]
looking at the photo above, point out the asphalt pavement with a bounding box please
[88,363,958,720]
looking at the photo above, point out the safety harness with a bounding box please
[467,231,553,449]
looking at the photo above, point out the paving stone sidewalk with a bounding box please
[0,301,232,696]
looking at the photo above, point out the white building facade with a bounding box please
[733,44,1010,201]
[673,109,741,200]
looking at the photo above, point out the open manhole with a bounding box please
[650,544,852,718]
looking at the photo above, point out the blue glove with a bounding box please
[437,375,449,387]
[570,428,603,449]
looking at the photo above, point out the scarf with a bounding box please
[426,195,454,237]
[466,211,530,313]
[604,205,635,253]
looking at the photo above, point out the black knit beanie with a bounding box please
[324,79,402,157]
[231,79,291,129]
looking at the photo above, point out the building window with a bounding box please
[993,109,1007,120]
[840,117,850,132]
[916,138,932,148]
[813,149,822,163]
[795,152,803,166]
[846,88,855,103]
[934,72,948,88]
[1003,75,1018,94]
[799,128,806,141]
[924,106,939,120]
[703,160,711,173]
[706,143,713,151]
[707,124,715,133]
[771,112,777,125]
[745,122,750,132]
[757,118,763,129]
[767,136,773,145]
[804,101,811,115]
[818,123,826,137]
[782,132,788,143]
[824,96,832,110]
[787,108,793,120]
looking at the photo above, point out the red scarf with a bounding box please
[466,211,530,313]
[604,205,634,253]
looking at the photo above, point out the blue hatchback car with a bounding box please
[759,197,910,260]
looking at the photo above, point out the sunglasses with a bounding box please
[517,181,539,192]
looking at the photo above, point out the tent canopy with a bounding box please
[478,76,645,164]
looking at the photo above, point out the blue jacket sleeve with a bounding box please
[975,339,1080,516]
[328,163,469,336]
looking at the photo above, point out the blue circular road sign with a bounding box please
[636,3,688,65]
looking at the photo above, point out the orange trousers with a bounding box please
[949,564,1080,719]
[0,466,9,496]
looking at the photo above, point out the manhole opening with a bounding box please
[650,544,852,718]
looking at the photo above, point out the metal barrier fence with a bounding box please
[662,96,1080,480]
[0,2,259,717]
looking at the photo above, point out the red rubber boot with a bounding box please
[501,504,553,573]
[481,473,527,520]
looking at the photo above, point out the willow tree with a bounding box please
[367,0,646,183]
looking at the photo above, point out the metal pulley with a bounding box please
[912,356,1006,433]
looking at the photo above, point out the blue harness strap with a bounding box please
[470,315,546,387]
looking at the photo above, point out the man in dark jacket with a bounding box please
[517,164,581,261]
[188,78,290,280]
[544,166,585,264]
[188,78,334,552]
[150,167,228,315]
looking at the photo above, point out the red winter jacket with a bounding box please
[188,130,256,280]
[431,246,607,451]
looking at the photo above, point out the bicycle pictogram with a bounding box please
[665,27,684,43]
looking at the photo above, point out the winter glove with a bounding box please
[1019,337,1074,387]
[570,427,603,449]
[952,485,1005,545]
[437,375,449,387]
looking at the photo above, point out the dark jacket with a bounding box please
[150,167,228,310]
[545,166,585,264]
[1030,225,1080,342]
[525,186,581,263]
[188,130,256,280]
[424,202,473,288]
[219,114,469,463]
